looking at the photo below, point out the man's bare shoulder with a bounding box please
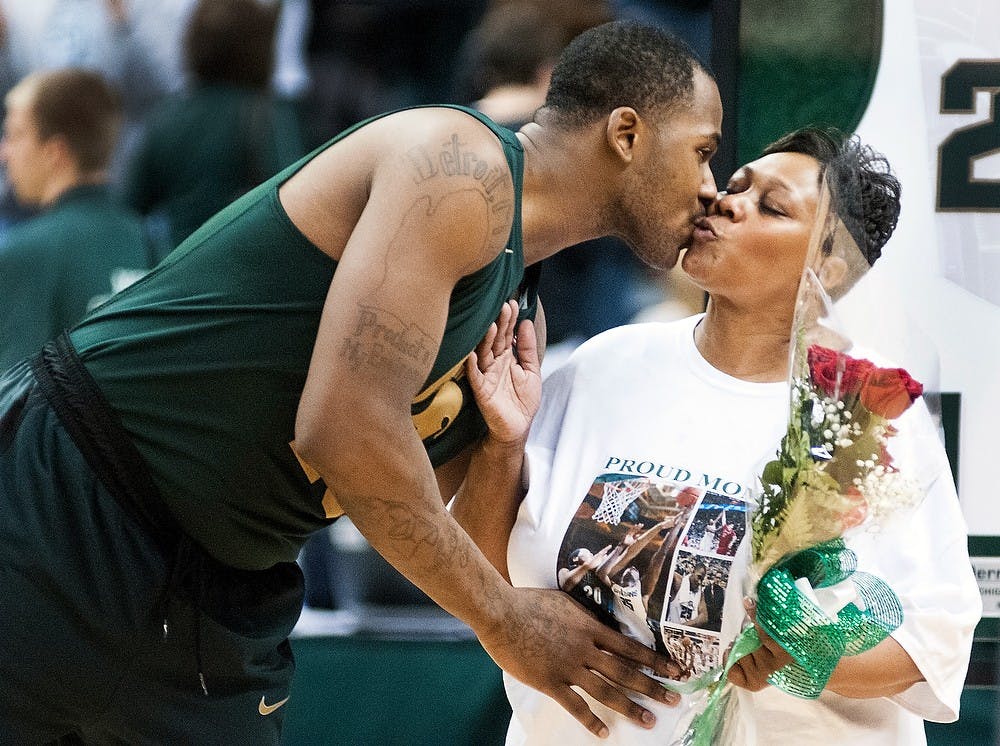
[367,106,511,159]
[364,108,518,274]
[280,107,515,266]
[363,108,515,205]
[306,106,512,178]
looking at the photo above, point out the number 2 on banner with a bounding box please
[937,60,1000,211]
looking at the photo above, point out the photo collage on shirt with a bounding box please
[656,493,747,681]
[555,473,749,683]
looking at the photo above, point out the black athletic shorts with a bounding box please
[0,339,303,744]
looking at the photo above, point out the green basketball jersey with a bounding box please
[70,106,527,570]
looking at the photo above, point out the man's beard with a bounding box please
[604,196,681,271]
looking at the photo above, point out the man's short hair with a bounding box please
[8,68,122,173]
[541,20,709,128]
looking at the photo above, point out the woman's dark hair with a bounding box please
[541,20,709,127]
[184,0,279,89]
[763,127,901,266]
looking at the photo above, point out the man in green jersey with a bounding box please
[0,21,721,743]
[0,68,150,369]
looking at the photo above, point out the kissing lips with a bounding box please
[691,216,717,243]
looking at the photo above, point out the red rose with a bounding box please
[841,356,875,396]
[860,367,924,419]
[807,345,841,396]
[807,345,874,397]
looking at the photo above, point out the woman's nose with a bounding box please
[714,190,740,219]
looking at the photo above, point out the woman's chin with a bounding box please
[679,248,707,284]
[677,253,711,293]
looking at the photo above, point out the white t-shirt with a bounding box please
[504,315,981,746]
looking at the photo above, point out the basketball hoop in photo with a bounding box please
[592,479,648,525]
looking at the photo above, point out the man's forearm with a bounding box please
[302,390,517,634]
[336,442,516,633]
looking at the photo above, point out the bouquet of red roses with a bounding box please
[751,342,925,578]
[669,327,926,746]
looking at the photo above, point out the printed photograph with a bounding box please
[658,626,723,682]
[555,477,702,635]
[681,492,748,557]
[658,549,734,633]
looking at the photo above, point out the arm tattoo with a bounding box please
[377,494,473,571]
[405,133,514,243]
[340,303,434,381]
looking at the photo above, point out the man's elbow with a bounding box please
[293,404,353,480]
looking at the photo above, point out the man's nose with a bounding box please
[697,169,717,208]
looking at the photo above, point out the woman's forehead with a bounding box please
[735,152,822,195]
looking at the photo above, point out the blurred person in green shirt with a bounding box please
[122,0,305,258]
[0,67,149,370]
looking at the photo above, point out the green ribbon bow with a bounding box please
[668,538,903,746]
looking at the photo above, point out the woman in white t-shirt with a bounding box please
[452,127,981,745]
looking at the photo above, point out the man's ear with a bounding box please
[40,133,73,171]
[605,106,642,164]
[818,255,848,292]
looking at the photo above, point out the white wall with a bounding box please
[841,0,1000,535]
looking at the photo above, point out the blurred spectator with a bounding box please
[302,0,488,147]
[456,1,657,373]
[452,1,565,120]
[0,68,149,370]
[0,0,156,103]
[0,0,170,235]
[122,0,305,257]
[611,0,713,62]
[455,0,615,110]
[488,0,613,40]
[124,0,312,105]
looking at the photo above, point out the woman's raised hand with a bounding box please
[466,300,542,445]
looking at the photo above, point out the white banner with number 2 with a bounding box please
[830,0,1000,536]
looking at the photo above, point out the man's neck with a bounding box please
[516,121,613,265]
[39,171,106,207]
